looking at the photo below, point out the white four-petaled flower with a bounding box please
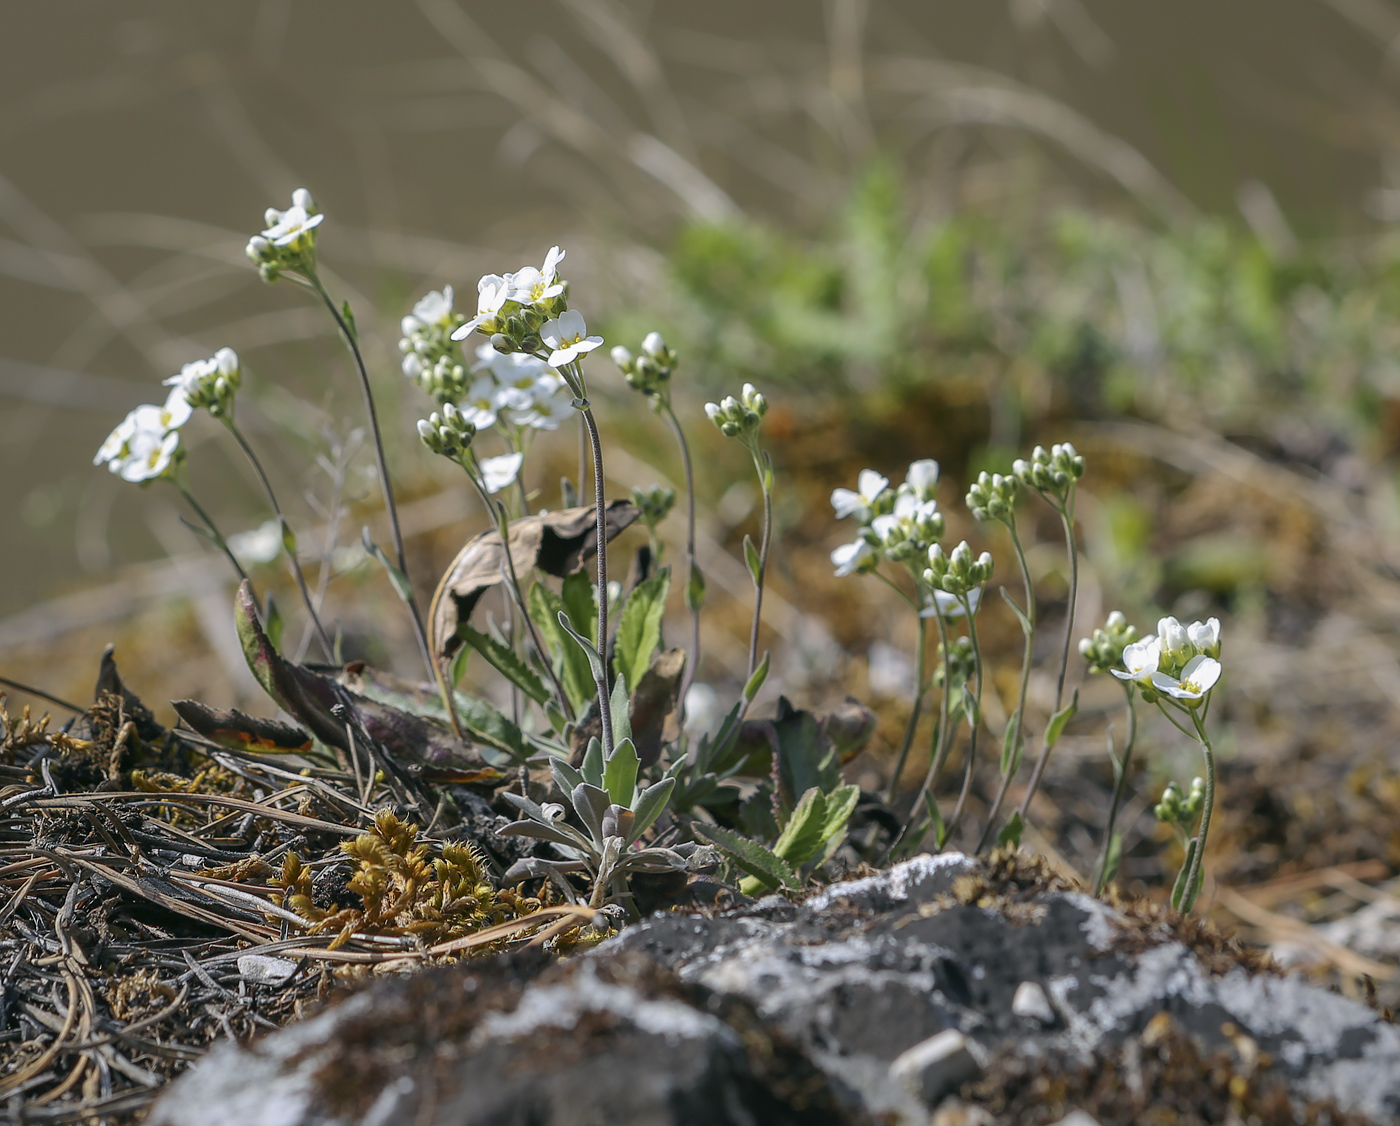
[1111,635,1161,683]
[260,204,324,248]
[453,274,510,339]
[480,452,525,494]
[402,286,454,336]
[920,587,982,619]
[540,309,604,368]
[831,469,889,521]
[1151,654,1221,702]
[1188,617,1221,657]
[831,539,874,577]
[903,459,940,501]
[506,246,565,305]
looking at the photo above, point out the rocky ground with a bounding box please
[146,851,1397,1126]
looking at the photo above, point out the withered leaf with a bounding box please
[429,501,638,662]
[234,581,503,785]
[630,647,686,769]
[172,700,311,754]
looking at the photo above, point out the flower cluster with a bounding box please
[1012,442,1085,501]
[1110,614,1222,705]
[965,470,1020,524]
[451,246,575,356]
[1078,611,1140,675]
[399,287,469,402]
[465,345,572,433]
[416,403,476,461]
[632,483,676,528]
[1154,777,1205,827]
[925,541,993,598]
[164,347,241,419]
[612,332,676,400]
[829,461,946,576]
[245,189,323,282]
[95,347,245,483]
[704,383,767,443]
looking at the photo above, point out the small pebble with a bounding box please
[1047,1112,1102,1126]
[1011,979,1056,1025]
[237,954,298,985]
[889,1029,982,1106]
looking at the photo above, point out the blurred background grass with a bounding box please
[11,1,1400,953]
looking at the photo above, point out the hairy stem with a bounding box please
[224,419,334,660]
[1180,710,1216,913]
[890,603,955,855]
[174,481,248,585]
[305,270,434,679]
[976,518,1036,853]
[661,401,702,708]
[1016,492,1079,821]
[884,606,927,804]
[580,402,615,756]
[1093,683,1138,896]
[747,447,773,680]
[944,589,985,843]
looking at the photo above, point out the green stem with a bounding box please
[944,588,985,842]
[884,605,927,804]
[1016,491,1079,821]
[747,446,773,681]
[976,518,1036,853]
[1180,710,1216,913]
[661,400,702,709]
[224,419,334,660]
[173,481,248,585]
[579,398,615,756]
[304,269,435,680]
[890,601,955,855]
[1092,683,1138,896]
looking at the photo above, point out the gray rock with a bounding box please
[149,853,1400,1125]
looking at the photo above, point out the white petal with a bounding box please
[857,469,889,502]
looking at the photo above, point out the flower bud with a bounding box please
[642,331,667,357]
[611,345,634,369]
[292,187,315,211]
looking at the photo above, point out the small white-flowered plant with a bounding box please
[1151,653,1221,705]
[480,452,524,495]
[1111,635,1161,684]
[831,538,876,577]
[541,310,604,368]
[505,245,566,304]
[831,469,890,521]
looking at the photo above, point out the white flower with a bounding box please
[1151,654,1221,702]
[228,519,284,565]
[452,274,510,339]
[158,386,194,431]
[511,377,573,430]
[903,459,940,501]
[260,204,324,248]
[409,286,454,330]
[540,309,604,368]
[480,451,524,494]
[114,411,181,482]
[1111,635,1161,683]
[94,412,138,468]
[920,587,982,619]
[458,375,504,431]
[831,539,874,577]
[505,246,565,305]
[1187,617,1221,658]
[164,357,216,397]
[1157,615,1191,664]
[831,469,889,520]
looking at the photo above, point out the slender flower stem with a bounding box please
[661,400,702,708]
[890,604,954,855]
[1016,492,1080,822]
[1180,710,1216,913]
[303,269,435,679]
[884,605,927,804]
[579,401,615,756]
[746,446,773,680]
[944,588,985,842]
[976,518,1036,853]
[224,419,334,660]
[461,461,571,715]
[1092,683,1138,896]
[173,481,248,585]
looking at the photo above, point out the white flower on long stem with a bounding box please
[452,275,510,339]
[115,414,181,482]
[94,413,138,469]
[511,377,573,430]
[506,246,565,305]
[903,459,940,502]
[228,519,284,565]
[1188,617,1221,658]
[831,469,889,521]
[1111,635,1161,683]
[831,539,875,577]
[260,203,323,248]
[920,586,982,619]
[1151,653,1221,703]
[480,451,525,494]
[541,309,604,368]
[402,286,454,335]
